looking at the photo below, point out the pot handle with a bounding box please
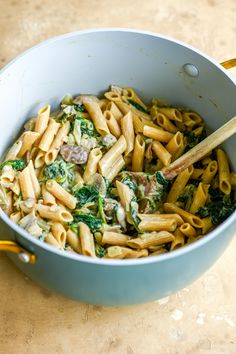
[221,58,236,69]
[0,240,36,264]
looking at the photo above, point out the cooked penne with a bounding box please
[120,111,135,155]
[34,105,50,136]
[155,113,178,133]
[217,149,231,195]
[201,160,218,184]
[143,125,174,143]
[106,101,123,121]
[191,168,204,180]
[66,229,82,254]
[41,184,56,206]
[98,135,127,175]
[18,131,40,157]
[167,166,193,203]
[152,140,171,166]
[102,231,130,246]
[28,160,41,198]
[189,182,210,214]
[157,107,182,122]
[170,228,185,251]
[127,231,174,249]
[46,180,77,209]
[179,223,197,238]
[45,232,63,250]
[138,214,177,232]
[83,148,103,182]
[45,121,70,164]
[104,110,121,138]
[51,222,67,248]
[34,150,46,168]
[79,222,96,257]
[122,87,147,111]
[105,155,125,181]
[116,180,134,216]
[39,118,60,152]
[164,203,203,228]
[36,204,73,222]
[104,91,123,102]
[132,134,145,172]
[83,101,110,136]
[166,131,184,156]
[5,140,23,161]
[106,246,148,259]
[18,166,35,200]
[201,217,213,234]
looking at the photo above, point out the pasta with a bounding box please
[1,85,235,259]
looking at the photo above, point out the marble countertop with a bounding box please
[0,0,236,353]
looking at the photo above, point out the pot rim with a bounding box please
[0,27,235,266]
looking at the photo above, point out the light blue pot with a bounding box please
[0,29,236,306]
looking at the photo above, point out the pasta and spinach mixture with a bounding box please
[1,86,236,259]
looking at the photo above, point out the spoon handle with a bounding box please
[162,115,236,180]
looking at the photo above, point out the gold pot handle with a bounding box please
[0,240,36,264]
[221,58,236,69]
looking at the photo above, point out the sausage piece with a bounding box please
[60,144,89,164]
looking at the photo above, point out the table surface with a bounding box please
[0,1,236,353]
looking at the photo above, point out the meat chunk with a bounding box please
[60,144,89,164]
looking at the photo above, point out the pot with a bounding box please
[0,29,236,306]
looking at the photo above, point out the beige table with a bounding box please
[0,1,236,353]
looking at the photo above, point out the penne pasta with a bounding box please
[189,182,210,214]
[51,222,67,248]
[104,110,121,138]
[18,131,40,157]
[66,229,82,254]
[83,148,103,182]
[132,135,145,172]
[217,149,231,195]
[36,204,73,222]
[167,166,193,203]
[138,214,177,232]
[106,246,148,259]
[120,111,135,155]
[98,135,127,175]
[39,118,60,152]
[79,222,96,257]
[143,125,174,143]
[106,101,123,121]
[127,231,174,249]
[164,203,203,228]
[102,231,130,247]
[105,155,125,181]
[46,180,77,209]
[179,223,197,238]
[18,166,35,200]
[45,121,70,165]
[152,141,172,166]
[83,101,110,136]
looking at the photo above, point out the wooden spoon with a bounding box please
[162,115,236,180]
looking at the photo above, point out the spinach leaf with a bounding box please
[74,185,99,207]
[197,188,236,225]
[71,213,102,232]
[0,159,26,171]
[128,99,148,113]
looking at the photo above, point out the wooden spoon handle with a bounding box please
[162,115,236,180]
